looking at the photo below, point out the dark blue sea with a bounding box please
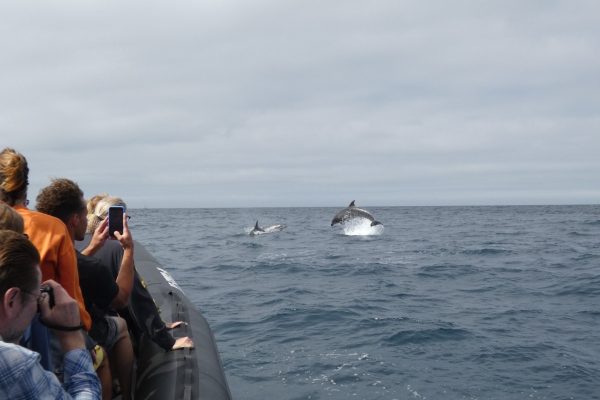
[130,205,600,400]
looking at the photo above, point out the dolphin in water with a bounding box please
[250,220,265,235]
[250,220,286,235]
[331,200,382,227]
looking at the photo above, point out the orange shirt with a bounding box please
[14,205,92,331]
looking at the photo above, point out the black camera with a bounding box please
[40,285,55,309]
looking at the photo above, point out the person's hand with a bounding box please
[39,280,81,327]
[113,212,134,251]
[172,336,194,350]
[84,218,109,255]
[166,321,188,329]
[38,280,85,351]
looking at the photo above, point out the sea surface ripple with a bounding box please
[131,205,600,399]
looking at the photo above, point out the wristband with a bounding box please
[39,319,85,331]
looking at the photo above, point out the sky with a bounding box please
[1,0,599,208]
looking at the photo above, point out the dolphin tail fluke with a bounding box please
[349,200,356,207]
[255,220,260,229]
[370,220,383,227]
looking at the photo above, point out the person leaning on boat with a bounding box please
[80,194,193,351]
[0,228,101,399]
[36,178,136,400]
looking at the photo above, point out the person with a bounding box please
[0,229,101,399]
[0,147,98,389]
[0,201,24,233]
[0,201,56,370]
[36,178,135,400]
[1,195,110,398]
[0,148,91,330]
[81,194,193,352]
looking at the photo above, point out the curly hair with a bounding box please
[36,178,85,224]
[86,193,108,216]
[0,148,29,205]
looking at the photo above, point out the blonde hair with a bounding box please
[86,194,127,234]
[0,202,24,233]
[0,148,29,205]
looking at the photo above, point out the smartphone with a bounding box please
[108,206,124,238]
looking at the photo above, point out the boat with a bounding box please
[131,241,231,399]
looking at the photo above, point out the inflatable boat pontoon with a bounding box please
[131,241,231,400]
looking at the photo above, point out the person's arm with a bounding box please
[2,345,100,400]
[38,279,101,399]
[57,228,92,331]
[80,218,108,257]
[61,349,101,399]
[110,212,135,309]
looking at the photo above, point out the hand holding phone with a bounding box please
[108,206,124,239]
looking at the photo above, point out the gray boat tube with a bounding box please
[132,241,231,400]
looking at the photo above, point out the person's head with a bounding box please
[87,195,127,234]
[0,229,41,343]
[86,193,108,217]
[85,193,107,233]
[36,178,88,241]
[0,148,29,206]
[0,202,24,233]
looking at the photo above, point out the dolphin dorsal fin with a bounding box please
[254,220,260,229]
[349,200,355,207]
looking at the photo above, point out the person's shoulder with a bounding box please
[18,208,68,232]
[0,340,38,359]
[76,251,106,271]
[94,238,124,259]
[0,341,39,379]
[76,251,116,282]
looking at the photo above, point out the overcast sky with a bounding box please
[1,0,598,208]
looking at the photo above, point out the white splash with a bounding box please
[341,218,384,236]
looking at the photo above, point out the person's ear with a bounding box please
[2,287,22,319]
[66,213,79,230]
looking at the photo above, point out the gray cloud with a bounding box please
[1,0,599,207]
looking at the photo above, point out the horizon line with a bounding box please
[129,202,599,209]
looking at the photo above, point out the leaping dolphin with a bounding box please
[250,220,286,236]
[331,200,382,227]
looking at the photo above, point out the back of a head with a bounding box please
[0,202,24,233]
[0,148,29,206]
[86,193,108,215]
[86,195,127,234]
[36,178,84,224]
[0,229,40,296]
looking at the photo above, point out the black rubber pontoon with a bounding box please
[132,242,231,400]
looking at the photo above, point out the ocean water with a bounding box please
[130,205,600,400]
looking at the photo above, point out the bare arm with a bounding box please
[81,218,109,257]
[38,279,86,352]
[31,281,101,399]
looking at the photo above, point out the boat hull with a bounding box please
[133,241,231,400]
